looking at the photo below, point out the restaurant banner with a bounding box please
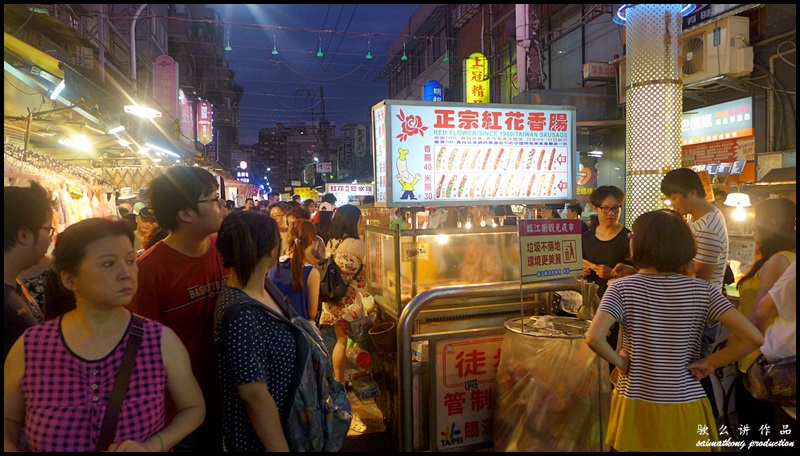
[371,100,577,207]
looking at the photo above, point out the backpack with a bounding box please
[316,256,349,303]
[317,238,364,304]
[223,279,352,452]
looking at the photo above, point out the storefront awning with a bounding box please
[4,32,63,79]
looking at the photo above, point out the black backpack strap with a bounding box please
[96,314,144,451]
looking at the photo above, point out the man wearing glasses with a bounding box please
[4,181,54,362]
[268,201,291,256]
[129,166,229,452]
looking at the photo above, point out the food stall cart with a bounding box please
[363,100,607,451]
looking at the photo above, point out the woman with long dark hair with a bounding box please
[318,204,366,384]
[733,197,795,444]
[213,210,293,451]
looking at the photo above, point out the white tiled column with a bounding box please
[623,4,684,226]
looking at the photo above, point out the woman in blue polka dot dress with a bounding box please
[213,211,297,452]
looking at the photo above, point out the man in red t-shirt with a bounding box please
[129,166,229,451]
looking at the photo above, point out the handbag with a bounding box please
[96,314,145,451]
[743,353,796,407]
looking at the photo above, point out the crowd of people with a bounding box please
[4,165,795,452]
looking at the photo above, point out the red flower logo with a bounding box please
[395,109,428,142]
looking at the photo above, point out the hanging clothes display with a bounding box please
[4,143,117,233]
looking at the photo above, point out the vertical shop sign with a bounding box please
[373,104,388,203]
[518,219,583,283]
[153,55,179,128]
[178,89,195,146]
[464,53,489,104]
[197,100,213,145]
[435,336,504,451]
[342,135,354,173]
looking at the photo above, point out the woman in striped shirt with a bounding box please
[586,210,763,452]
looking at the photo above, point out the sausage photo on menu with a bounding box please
[537,171,546,195]
[469,148,483,170]
[436,174,447,198]
[446,148,459,171]
[527,174,538,197]
[491,173,503,197]
[458,148,471,170]
[492,148,505,171]
[478,174,494,198]
[520,174,532,197]
[436,146,447,170]
[481,148,493,170]
[547,173,556,196]
[514,148,525,170]
[547,148,556,170]
[468,174,482,198]
[446,174,459,198]
[536,148,546,171]
[456,174,469,198]
[525,148,536,169]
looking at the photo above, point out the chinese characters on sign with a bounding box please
[518,219,583,283]
[373,100,576,208]
[197,100,213,145]
[681,97,753,146]
[153,55,178,129]
[464,53,489,104]
[436,337,504,451]
[373,105,388,203]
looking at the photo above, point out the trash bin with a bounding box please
[493,316,611,452]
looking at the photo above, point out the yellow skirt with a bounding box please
[606,389,720,452]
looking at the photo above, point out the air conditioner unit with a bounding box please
[681,16,754,87]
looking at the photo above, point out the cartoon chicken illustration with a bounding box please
[396,148,422,200]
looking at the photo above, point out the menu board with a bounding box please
[371,100,576,207]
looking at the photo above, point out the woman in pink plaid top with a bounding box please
[3,218,205,452]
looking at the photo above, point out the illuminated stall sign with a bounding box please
[435,336,504,451]
[371,100,576,207]
[373,104,388,203]
[325,183,374,206]
[518,219,583,283]
[197,100,213,145]
[424,79,444,102]
[681,97,753,146]
[464,53,489,104]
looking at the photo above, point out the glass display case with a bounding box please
[364,224,522,317]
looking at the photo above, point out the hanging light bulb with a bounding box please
[401,42,408,61]
[271,31,279,55]
[316,34,324,58]
[365,35,373,60]
[724,187,752,222]
[224,26,232,51]
[443,47,450,63]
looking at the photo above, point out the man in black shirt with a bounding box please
[4,181,54,361]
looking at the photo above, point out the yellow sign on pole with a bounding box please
[465,52,489,103]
